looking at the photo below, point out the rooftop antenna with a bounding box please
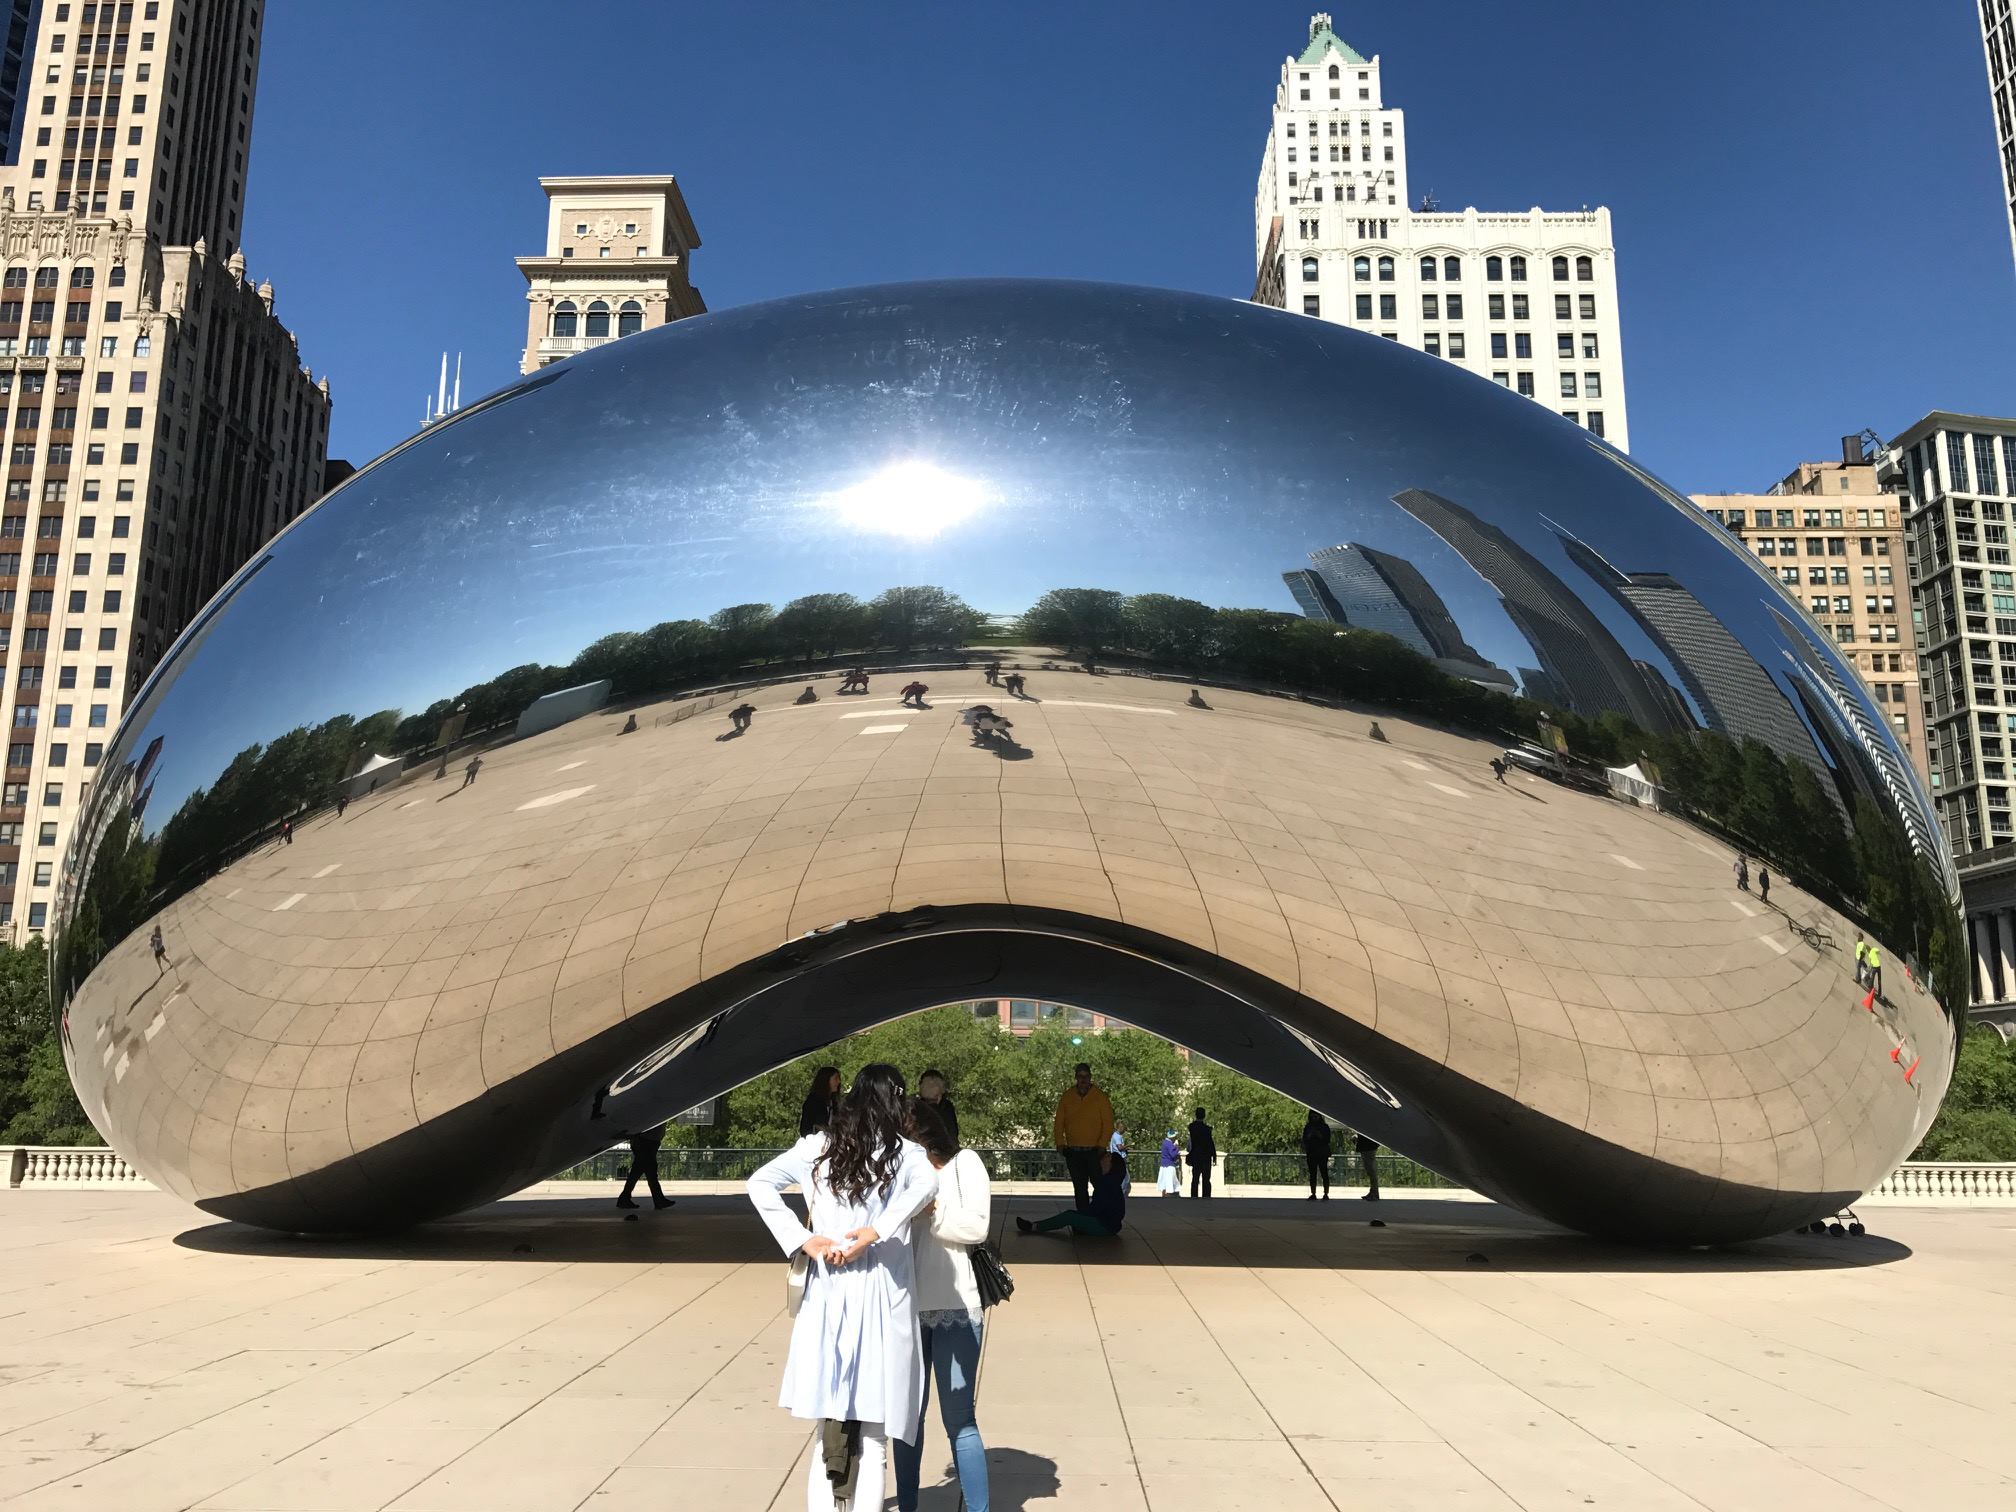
[1417,188,1440,212]
[423,353,465,428]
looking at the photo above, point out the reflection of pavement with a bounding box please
[3,1190,2011,1511]
[83,669,1943,1210]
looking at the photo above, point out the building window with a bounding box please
[1561,374,1578,398]
[1425,333,1441,355]
[1378,294,1395,320]
[1517,373,1535,397]
[1513,333,1531,359]
[1584,373,1601,398]
[550,301,577,338]
[616,300,643,337]
[1552,255,1569,280]
[1301,256,1318,282]
[1588,411,1605,438]
[1443,255,1459,281]
[583,301,610,337]
[1352,256,1369,281]
[1576,255,1593,280]
[1509,256,1528,282]
[1376,256,1393,281]
[1355,294,1371,319]
[1447,332,1465,359]
[1422,294,1439,320]
[1485,255,1503,281]
[1490,333,1507,359]
[1419,255,1437,281]
[1303,295,1320,316]
[1489,294,1505,319]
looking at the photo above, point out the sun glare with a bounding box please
[814,459,990,541]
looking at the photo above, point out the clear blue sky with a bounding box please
[244,1,2015,495]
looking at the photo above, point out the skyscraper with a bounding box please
[0,0,35,163]
[1306,541,1435,656]
[1983,0,2016,272]
[1290,539,1508,686]
[0,1,330,939]
[518,176,705,373]
[1251,14,1629,449]
[1281,566,1342,621]
[1391,487,1675,731]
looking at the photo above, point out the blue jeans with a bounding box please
[893,1314,988,1512]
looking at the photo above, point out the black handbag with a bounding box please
[969,1241,1014,1308]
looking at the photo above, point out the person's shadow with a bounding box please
[915,1447,1059,1509]
[716,728,745,741]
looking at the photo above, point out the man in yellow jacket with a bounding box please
[1053,1061,1116,1212]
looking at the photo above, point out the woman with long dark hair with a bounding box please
[892,1098,991,1512]
[799,1064,842,1138]
[749,1063,937,1511]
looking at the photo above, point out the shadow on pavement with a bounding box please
[173,1193,1912,1272]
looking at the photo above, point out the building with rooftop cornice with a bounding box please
[1252,13,1629,450]
[0,0,330,941]
[517,176,705,373]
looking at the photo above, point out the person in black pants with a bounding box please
[617,1123,674,1211]
[1354,1131,1381,1200]
[1186,1107,1216,1198]
[1300,1109,1332,1200]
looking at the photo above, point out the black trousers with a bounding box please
[1063,1147,1102,1211]
[1305,1150,1329,1193]
[621,1153,665,1202]
[1190,1158,1212,1198]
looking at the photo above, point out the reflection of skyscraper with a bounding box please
[1282,569,1344,622]
[1769,607,1942,862]
[1634,661,1695,733]
[1289,541,1509,686]
[1307,544,1437,656]
[1556,529,1833,795]
[1392,488,1678,730]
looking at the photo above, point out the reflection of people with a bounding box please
[729,703,756,733]
[1301,1109,1332,1200]
[899,681,929,708]
[620,713,639,733]
[1052,1061,1114,1211]
[795,685,819,704]
[841,667,870,694]
[1368,721,1387,742]
[335,793,349,818]
[1759,867,1771,906]
[1867,941,1883,998]
[1186,1108,1216,1198]
[1734,854,1749,892]
[462,755,482,789]
[281,817,294,844]
[1490,757,1507,783]
[970,710,1014,745]
[1854,935,1869,986]
[150,924,170,974]
[1003,672,1026,697]
[1157,1130,1182,1195]
[893,1099,992,1512]
[617,1123,675,1211]
[917,1068,959,1145]
[800,1064,842,1137]
[983,662,1000,686]
[745,1065,936,1512]
[1187,688,1209,708]
[1354,1131,1381,1200]
[1017,1151,1125,1237]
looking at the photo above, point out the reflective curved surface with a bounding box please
[53,280,1963,1244]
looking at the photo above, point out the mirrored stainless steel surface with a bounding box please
[53,280,1963,1243]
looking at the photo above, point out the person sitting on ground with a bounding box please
[1187,688,1209,708]
[1017,1151,1126,1238]
[795,685,819,704]
[899,681,929,708]
[1368,721,1388,742]
[620,713,639,734]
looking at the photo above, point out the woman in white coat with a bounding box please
[892,1098,993,1512]
[747,1063,938,1511]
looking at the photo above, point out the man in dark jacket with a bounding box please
[1187,1108,1217,1198]
[1018,1152,1126,1236]
[1300,1109,1333,1199]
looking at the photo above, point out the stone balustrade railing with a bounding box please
[1866,1162,2016,1201]
[10,1147,2016,1205]
[4,1145,150,1187]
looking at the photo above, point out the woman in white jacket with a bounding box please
[747,1064,938,1512]
[891,1097,993,1512]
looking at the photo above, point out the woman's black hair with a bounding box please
[817,1063,910,1204]
[904,1096,958,1164]
[798,1065,842,1138]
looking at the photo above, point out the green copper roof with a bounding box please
[1298,23,1366,67]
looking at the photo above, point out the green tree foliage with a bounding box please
[1120,593,1219,667]
[868,586,985,653]
[1189,1056,1312,1151]
[0,939,94,1144]
[772,593,869,660]
[1019,588,1128,658]
[1914,1027,2016,1160]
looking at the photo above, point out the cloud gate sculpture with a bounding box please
[54,280,1961,1245]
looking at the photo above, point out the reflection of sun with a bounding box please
[815,459,990,541]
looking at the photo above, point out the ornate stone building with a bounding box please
[517,176,705,373]
[0,0,330,940]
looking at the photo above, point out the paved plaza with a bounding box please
[2,1188,2013,1511]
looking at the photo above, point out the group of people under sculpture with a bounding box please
[748,1062,1384,1508]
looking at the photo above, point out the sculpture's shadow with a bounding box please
[172,1193,1912,1272]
